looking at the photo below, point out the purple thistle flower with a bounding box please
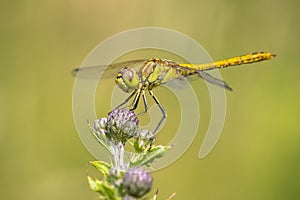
[122,167,153,198]
[93,109,139,144]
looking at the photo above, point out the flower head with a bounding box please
[135,129,155,151]
[122,167,153,198]
[93,109,139,144]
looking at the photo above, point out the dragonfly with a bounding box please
[73,52,276,134]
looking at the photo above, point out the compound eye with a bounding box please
[115,67,139,93]
[121,67,135,82]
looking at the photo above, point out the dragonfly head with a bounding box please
[115,67,139,93]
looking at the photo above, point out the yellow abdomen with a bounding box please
[180,52,276,71]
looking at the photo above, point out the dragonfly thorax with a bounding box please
[115,67,139,93]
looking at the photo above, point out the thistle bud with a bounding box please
[122,167,153,198]
[135,129,155,151]
[93,109,139,144]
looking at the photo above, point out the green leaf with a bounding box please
[130,145,170,167]
[90,161,111,177]
[133,139,142,153]
[87,176,121,200]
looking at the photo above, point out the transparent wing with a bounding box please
[164,75,191,89]
[72,59,147,79]
[196,71,232,91]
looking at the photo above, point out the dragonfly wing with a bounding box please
[164,75,191,89]
[196,71,232,91]
[72,65,109,79]
[72,59,147,79]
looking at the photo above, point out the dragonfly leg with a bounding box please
[114,90,137,110]
[148,90,167,134]
[130,88,142,111]
[137,90,148,116]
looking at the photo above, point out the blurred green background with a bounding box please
[1,0,299,199]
